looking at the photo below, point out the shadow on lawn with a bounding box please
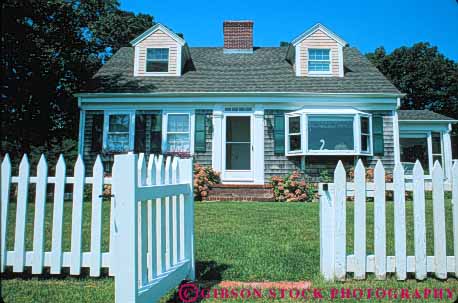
[166,260,230,303]
[0,267,111,280]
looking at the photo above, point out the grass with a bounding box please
[1,198,457,302]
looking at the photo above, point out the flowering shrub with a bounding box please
[348,167,393,183]
[194,164,221,200]
[270,171,317,202]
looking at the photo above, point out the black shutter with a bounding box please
[150,113,162,153]
[373,116,384,156]
[274,114,285,155]
[91,113,104,153]
[194,113,206,152]
[135,114,146,153]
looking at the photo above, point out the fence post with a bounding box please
[181,158,195,280]
[319,183,335,281]
[113,153,138,303]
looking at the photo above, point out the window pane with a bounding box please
[308,62,330,72]
[432,132,442,154]
[226,116,250,142]
[226,143,250,170]
[309,49,329,60]
[167,134,190,152]
[109,115,129,132]
[400,137,429,174]
[168,114,189,132]
[289,135,301,151]
[308,116,354,151]
[107,134,129,152]
[147,48,169,60]
[288,116,301,133]
[361,134,369,152]
[361,117,369,134]
[146,61,168,72]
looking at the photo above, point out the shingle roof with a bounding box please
[82,46,402,94]
[398,110,456,121]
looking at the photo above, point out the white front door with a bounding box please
[222,114,253,182]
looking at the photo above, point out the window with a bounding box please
[104,113,133,152]
[287,116,302,152]
[431,132,443,166]
[146,48,169,72]
[360,116,371,153]
[166,113,190,152]
[308,49,331,73]
[308,116,354,152]
[400,135,429,175]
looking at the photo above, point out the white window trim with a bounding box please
[284,109,373,156]
[307,48,332,75]
[162,111,195,154]
[144,47,170,74]
[103,110,136,152]
[359,114,373,155]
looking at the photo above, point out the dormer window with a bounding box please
[146,48,169,73]
[308,49,331,74]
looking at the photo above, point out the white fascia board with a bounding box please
[75,91,405,98]
[291,23,348,47]
[399,120,458,123]
[130,23,185,46]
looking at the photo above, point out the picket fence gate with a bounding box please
[1,152,195,303]
[320,159,458,281]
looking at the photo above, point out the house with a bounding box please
[75,21,456,185]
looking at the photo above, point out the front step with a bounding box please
[204,184,275,202]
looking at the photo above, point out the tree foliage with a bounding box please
[1,0,153,156]
[366,43,458,120]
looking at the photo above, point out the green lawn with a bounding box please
[2,199,457,302]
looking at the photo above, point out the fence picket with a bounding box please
[393,163,407,280]
[147,155,157,280]
[182,158,195,280]
[70,155,85,275]
[164,156,173,270]
[334,161,346,280]
[1,154,12,272]
[137,153,148,286]
[374,160,386,279]
[172,157,180,266]
[413,161,427,280]
[90,156,104,277]
[178,159,186,261]
[50,155,66,274]
[13,154,30,272]
[452,161,458,277]
[32,155,48,274]
[156,155,166,275]
[432,161,447,278]
[353,160,366,279]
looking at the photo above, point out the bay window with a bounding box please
[284,109,375,156]
[165,113,191,152]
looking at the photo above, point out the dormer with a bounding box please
[288,23,347,77]
[130,23,189,76]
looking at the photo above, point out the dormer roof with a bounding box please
[291,23,348,47]
[130,23,186,47]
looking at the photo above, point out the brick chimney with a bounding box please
[223,20,253,53]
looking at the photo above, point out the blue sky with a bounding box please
[120,0,458,60]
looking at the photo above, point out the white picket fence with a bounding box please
[1,152,195,300]
[320,160,458,281]
[112,153,194,303]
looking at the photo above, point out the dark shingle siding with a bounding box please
[83,46,401,94]
[398,110,455,121]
